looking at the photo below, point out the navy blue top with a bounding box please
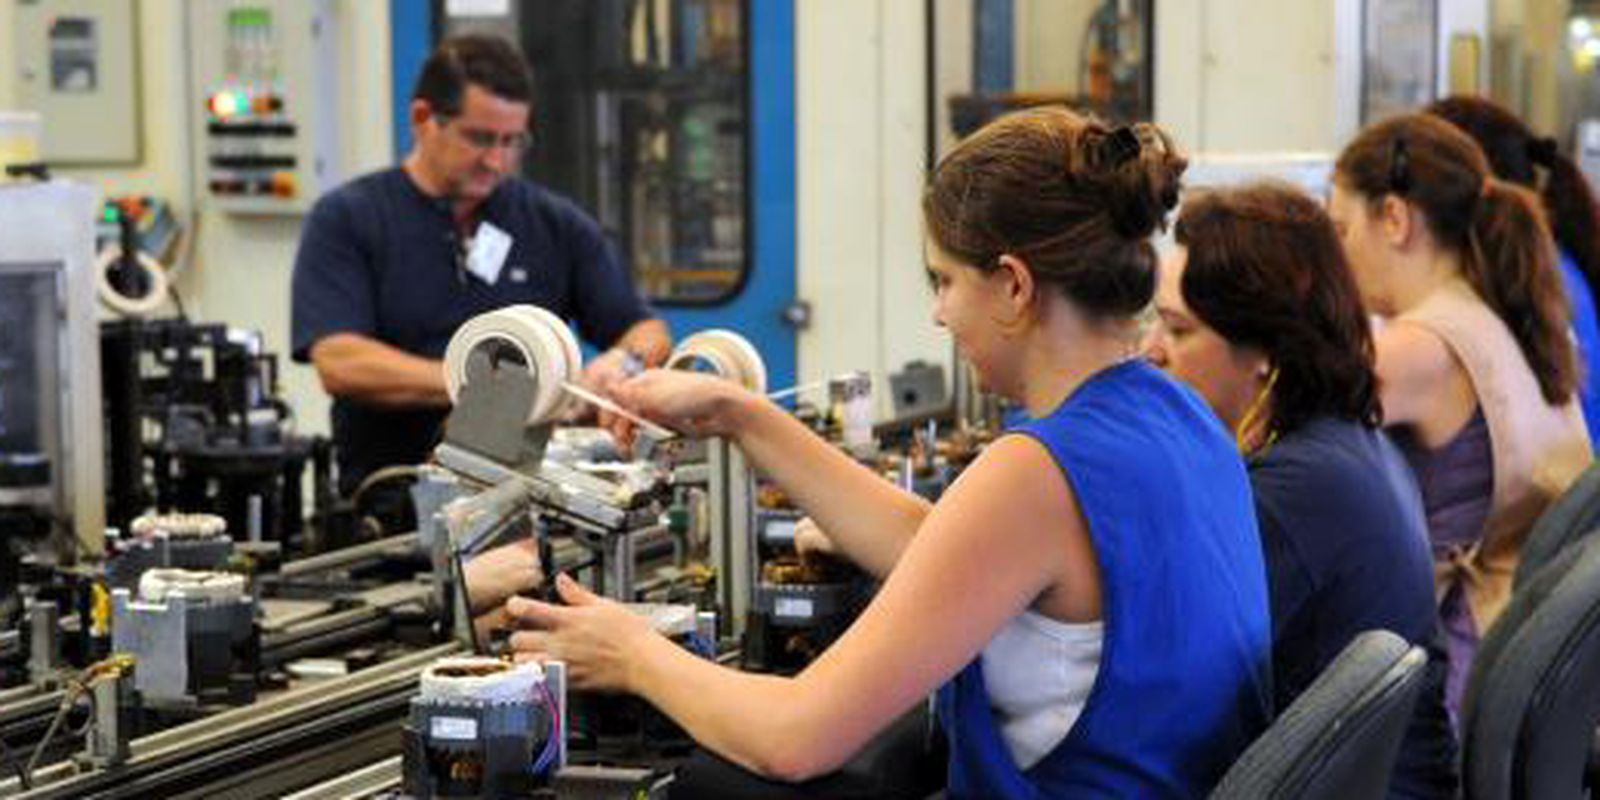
[937,361,1272,798]
[1556,249,1600,442]
[1250,417,1458,799]
[290,168,652,490]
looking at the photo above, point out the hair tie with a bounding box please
[1387,137,1411,196]
[1104,126,1142,167]
[1527,135,1559,168]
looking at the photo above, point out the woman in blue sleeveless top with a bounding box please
[503,108,1273,797]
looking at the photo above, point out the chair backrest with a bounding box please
[1210,630,1428,800]
[1460,534,1590,726]
[1515,460,1600,589]
[1460,533,1600,800]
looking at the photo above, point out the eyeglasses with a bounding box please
[441,117,531,153]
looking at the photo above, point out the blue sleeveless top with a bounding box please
[1556,249,1600,442]
[936,361,1272,798]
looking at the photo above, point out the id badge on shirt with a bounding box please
[465,221,513,285]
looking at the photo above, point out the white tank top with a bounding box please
[979,610,1104,769]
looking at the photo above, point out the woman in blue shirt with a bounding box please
[506,108,1272,797]
[1148,182,1457,798]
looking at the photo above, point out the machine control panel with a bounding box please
[187,2,340,214]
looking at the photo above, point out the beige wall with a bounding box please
[1493,0,1569,133]
[1,0,395,437]
[796,0,949,419]
[1013,0,1099,94]
[1157,0,1339,154]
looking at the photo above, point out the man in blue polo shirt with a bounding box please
[291,34,670,499]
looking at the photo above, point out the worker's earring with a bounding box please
[1234,365,1280,454]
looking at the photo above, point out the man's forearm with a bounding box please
[310,333,451,408]
[615,318,672,366]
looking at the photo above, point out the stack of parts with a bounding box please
[108,513,234,589]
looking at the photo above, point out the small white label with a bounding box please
[446,0,511,17]
[430,716,478,741]
[465,222,513,285]
[774,597,814,619]
[764,519,796,543]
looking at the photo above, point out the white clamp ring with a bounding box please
[96,246,170,318]
[667,329,767,394]
[443,305,583,425]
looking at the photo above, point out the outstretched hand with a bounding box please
[605,369,748,453]
[462,538,544,616]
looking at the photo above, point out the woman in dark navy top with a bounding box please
[502,108,1273,798]
[1148,182,1457,798]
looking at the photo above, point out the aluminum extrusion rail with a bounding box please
[6,642,460,799]
[279,533,422,577]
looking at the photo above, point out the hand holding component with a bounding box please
[461,538,545,616]
[505,574,654,692]
[578,347,645,428]
[607,369,749,452]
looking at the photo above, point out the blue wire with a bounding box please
[528,680,561,776]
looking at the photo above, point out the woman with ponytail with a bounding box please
[1428,95,1600,439]
[1329,113,1592,717]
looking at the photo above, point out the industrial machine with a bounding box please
[0,181,105,575]
[428,305,680,648]
[105,513,235,590]
[99,316,325,551]
[0,293,976,797]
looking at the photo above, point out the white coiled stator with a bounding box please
[136,568,246,604]
[128,512,228,540]
[417,656,547,705]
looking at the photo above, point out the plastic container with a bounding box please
[0,111,43,181]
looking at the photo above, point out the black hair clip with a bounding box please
[1105,126,1142,167]
[1388,137,1411,196]
[1526,135,1559,168]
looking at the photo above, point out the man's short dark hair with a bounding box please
[411,34,534,116]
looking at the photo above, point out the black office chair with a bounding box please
[1459,533,1600,800]
[1210,630,1427,800]
[1514,460,1600,589]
